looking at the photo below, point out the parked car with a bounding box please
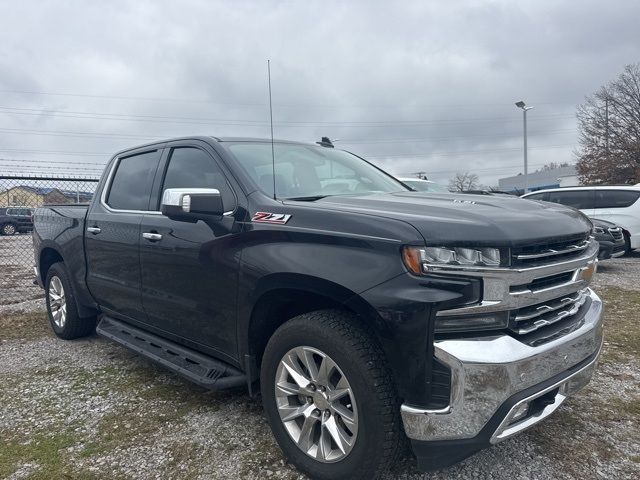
[522,186,640,254]
[396,177,450,192]
[0,206,34,235]
[33,137,603,479]
[590,218,626,260]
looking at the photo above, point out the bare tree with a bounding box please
[537,162,570,172]
[576,63,640,185]
[448,171,479,191]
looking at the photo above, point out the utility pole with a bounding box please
[605,97,610,156]
[515,101,534,194]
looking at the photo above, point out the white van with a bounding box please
[522,186,640,253]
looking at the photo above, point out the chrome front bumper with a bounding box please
[401,288,603,442]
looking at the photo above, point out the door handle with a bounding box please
[86,227,101,234]
[142,232,163,241]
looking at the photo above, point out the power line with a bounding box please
[0,105,576,128]
[0,88,578,110]
[0,141,576,160]
[0,127,163,140]
[0,148,109,156]
[0,125,577,144]
[366,144,575,159]
[340,129,577,144]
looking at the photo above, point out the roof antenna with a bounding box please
[267,59,276,200]
[316,136,334,148]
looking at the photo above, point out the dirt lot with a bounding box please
[1,242,639,479]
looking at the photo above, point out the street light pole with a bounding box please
[515,101,533,194]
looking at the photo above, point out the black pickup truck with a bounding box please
[33,137,603,480]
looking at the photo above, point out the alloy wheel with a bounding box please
[48,276,67,328]
[275,346,358,463]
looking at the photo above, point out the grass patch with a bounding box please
[0,311,51,340]
[0,430,94,479]
[597,286,640,363]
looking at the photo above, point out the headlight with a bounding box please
[402,246,502,274]
[592,226,605,235]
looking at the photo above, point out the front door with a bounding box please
[140,144,240,359]
[85,148,162,322]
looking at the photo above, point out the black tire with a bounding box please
[623,232,632,255]
[1,223,16,235]
[261,310,401,480]
[45,262,96,340]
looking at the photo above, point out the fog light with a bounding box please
[510,403,530,424]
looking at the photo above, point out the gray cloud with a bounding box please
[0,0,638,186]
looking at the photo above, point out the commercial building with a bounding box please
[498,165,579,193]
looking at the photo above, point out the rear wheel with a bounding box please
[261,310,401,480]
[45,262,95,339]
[1,223,16,235]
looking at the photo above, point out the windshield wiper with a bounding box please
[284,195,330,201]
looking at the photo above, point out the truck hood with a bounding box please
[300,192,592,246]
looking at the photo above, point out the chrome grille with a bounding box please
[512,236,590,266]
[608,227,623,241]
[509,289,589,335]
[434,237,598,343]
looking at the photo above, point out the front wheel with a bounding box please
[261,310,401,480]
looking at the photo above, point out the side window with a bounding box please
[106,150,160,211]
[546,190,594,210]
[594,190,640,209]
[161,147,235,210]
[524,193,544,201]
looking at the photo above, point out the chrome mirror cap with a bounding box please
[161,188,220,212]
[161,188,223,219]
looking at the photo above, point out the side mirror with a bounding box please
[161,188,224,221]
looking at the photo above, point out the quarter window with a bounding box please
[594,190,640,209]
[161,147,235,210]
[106,150,159,211]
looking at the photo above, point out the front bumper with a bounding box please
[402,288,603,470]
[597,240,626,260]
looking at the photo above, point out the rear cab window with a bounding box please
[106,150,160,211]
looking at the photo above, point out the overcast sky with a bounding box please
[0,0,639,186]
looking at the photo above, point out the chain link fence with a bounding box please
[0,175,100,306]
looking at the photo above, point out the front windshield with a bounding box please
[403,180,449,193]
[226,142,408,199]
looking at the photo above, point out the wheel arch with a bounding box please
[240,274,386,371]
[38,244,98,318]
[39,247,64,285]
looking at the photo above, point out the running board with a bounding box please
[96,316,246,390]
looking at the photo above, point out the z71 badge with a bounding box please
[251,212,292,224]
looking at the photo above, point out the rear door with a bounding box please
[139,142,240,359]
[85,147,162,322]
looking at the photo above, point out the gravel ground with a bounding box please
[0,233,43,309]
[1,246,639,479]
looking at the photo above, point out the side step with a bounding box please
[96,316,246,390]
